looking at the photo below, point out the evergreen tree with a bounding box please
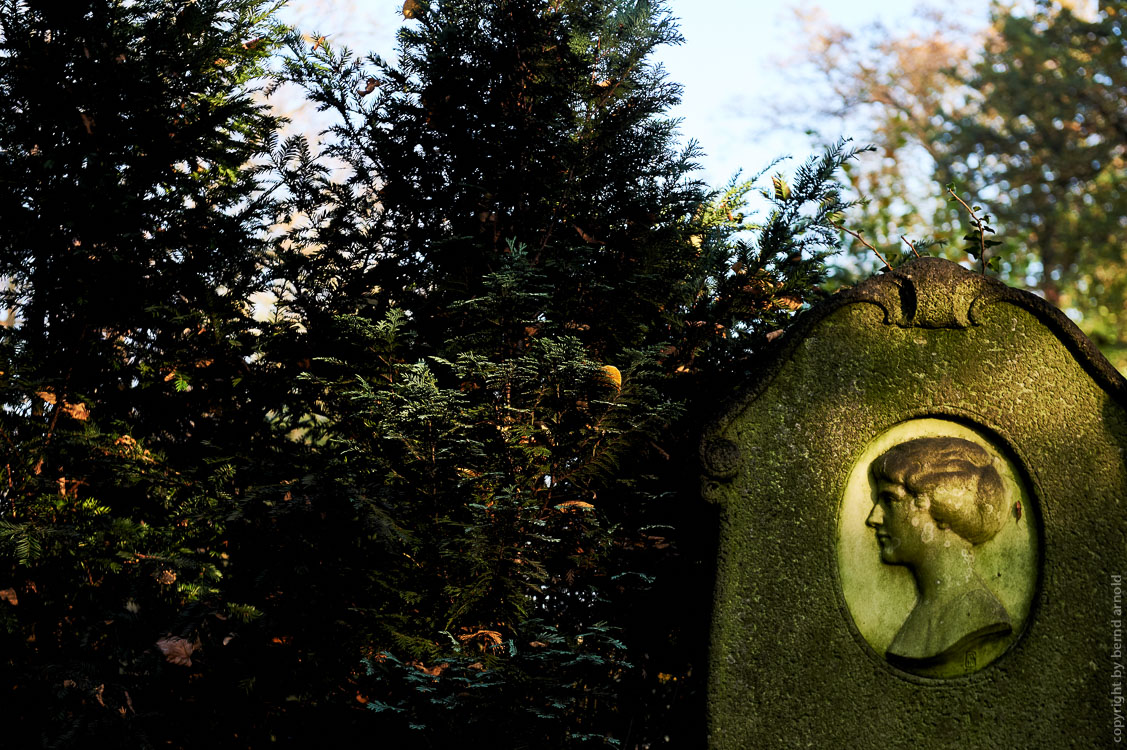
[268,0,857,744]
[0,1,285,745]
[0,0,862,745]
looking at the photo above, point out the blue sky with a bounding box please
[275,1,983,187]
[659,0,924,184]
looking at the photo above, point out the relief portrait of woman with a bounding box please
[865,436,1013,673]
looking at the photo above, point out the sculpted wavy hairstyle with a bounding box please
[871,436,1007,544]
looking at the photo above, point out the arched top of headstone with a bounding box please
[848,255,993,329]
[701,257,1127,477]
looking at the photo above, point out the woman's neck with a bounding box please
[908,533,978,602]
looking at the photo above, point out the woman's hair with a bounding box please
[871,436,1007,544]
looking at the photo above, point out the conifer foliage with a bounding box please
[0,0,860,746]
[269,2,713,742]
[0,0,284,745]
[268,0,858,744]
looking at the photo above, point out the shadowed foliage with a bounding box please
[0,0,859,745]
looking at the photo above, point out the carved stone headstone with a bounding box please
[701,257,1127,747]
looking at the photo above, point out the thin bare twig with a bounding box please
[835,224,891,270]
[900,235,921,258]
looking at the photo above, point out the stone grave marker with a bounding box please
[700,257,1127,748]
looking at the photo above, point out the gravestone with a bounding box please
[700,257,1127,748]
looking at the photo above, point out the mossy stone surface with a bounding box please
[701,258,1127,748]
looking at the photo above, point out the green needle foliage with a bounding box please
[0,0,285,746]
[0,0,862,746]
[266,0,861,745]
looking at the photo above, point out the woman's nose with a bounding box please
[866,503,883,528]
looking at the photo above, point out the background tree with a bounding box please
[788,1,1127,369]
[943,0,1127,360]
[786,7,974,258]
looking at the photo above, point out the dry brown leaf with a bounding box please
[358,78,377,96]
[467,662,485,670]
[60,401,89,421]
[403,0,425,18]
[35,390,56,405]
[156,636,196,666]
[774,296,802,311]
[573,225,599,244]
[115,435,138,448]
[529,641,548,648]
[79,112,94,134]
[457,629,502,646]
[409,660,448,677]
[555,500,595,512]
[0,588,18,606]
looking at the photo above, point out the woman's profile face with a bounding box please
[866,478,933,567]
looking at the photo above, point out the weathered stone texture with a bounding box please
[702,257,1127,748]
